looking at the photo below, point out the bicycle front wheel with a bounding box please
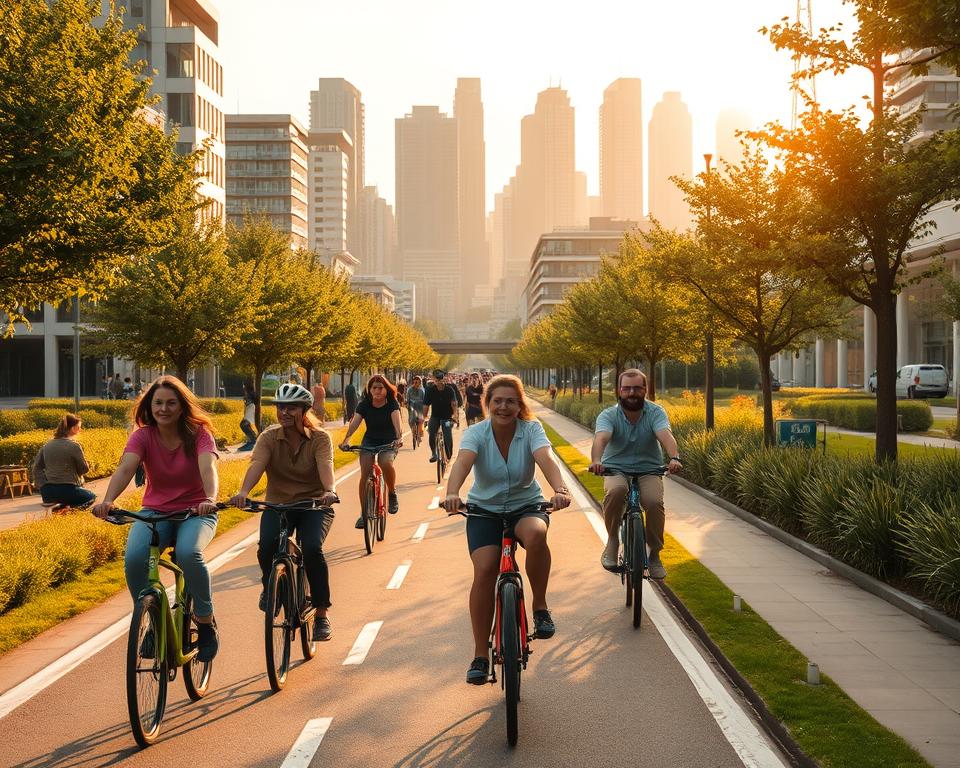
[631,514,646,629]
[499,581,522,747]
[622,516,633,607]
[363,481,377,554]
[298,570,317,660]
[265,562,292,692]
[182,591,212,700]
[376,477,387,541]
[126,594,168,747]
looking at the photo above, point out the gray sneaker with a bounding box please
[648,557,667,580]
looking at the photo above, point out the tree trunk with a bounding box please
[598,361,603,403]
[175,359,189,384]
[758,353,775,446]
[254,365,264,431]
[874,297,898,462]
[647,357,658,402]
[705,332,715,430]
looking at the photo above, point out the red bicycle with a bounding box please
[454,502,552,747]
[343,444,396,554]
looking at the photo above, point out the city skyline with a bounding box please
[218,0,866,212]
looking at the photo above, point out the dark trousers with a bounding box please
[428,416,453,460]
[257,508,335,608]
[40,483,95,507]
[240,418,258,444]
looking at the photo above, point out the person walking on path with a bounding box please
[31,414,95,508]
[311,378,327,422]
[343,380,359,423]
[109,373,123,401]
[239,380,258,451]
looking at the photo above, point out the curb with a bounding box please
[669,475,960,643]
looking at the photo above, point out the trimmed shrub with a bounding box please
[76,410,113,429]
[30,399,132,420]
[28,408,71,430]
[899,498,960,615]
[0,410,34,437]
[788,396,932,432]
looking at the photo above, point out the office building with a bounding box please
[648,92,692,231]
[359,186,397,277]
[600,78,643,221]
[350,275,396,313]
[454,78,489,307]
[715,108,751,167]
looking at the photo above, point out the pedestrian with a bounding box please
[109,373,123,400]
[548,382,558,403]
[122,377,135,400]
[239,379,258,451]
[344,379,358,423]
[311,377,327,423]
[31,413,96,509]
[100,375,111,400]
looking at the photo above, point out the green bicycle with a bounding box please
[107,508,214,747]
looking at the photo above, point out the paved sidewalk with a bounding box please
[531,401,960,768]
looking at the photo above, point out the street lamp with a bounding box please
[703,153,715,431]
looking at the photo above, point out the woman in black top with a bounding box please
[340,374,403,527]
[464,372,485,425]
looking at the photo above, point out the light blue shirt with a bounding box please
[595,402,671,473]
[460,419,551,513]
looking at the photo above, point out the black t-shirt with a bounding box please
[424,383,458,419]
[356,398,400,445]
[465,384,483,409]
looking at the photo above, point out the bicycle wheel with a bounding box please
[265,561,292,692]
[298,569,317,660]
[182,591,212,700]
[499,581,522,747]
[435,432,445,484]
[622,516,633,607]
[363,481,377,554]
[376,476,387,541]
[631,513,646,629]
[126,594,168,747]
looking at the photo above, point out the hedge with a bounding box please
[0,410,35,437]
[0,428,128,479]
[789,396,933,431]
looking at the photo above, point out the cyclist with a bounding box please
[588,368,682,580]
[92,375,221,662]
[442,374,572,685]
[423,369,459,463]
[464,372,485,425]
[405,375,426,445]
[227,383,338,641]
[340,374,403,528]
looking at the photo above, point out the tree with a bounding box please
[669,149,848,444]
[936,271,960,429]
[85,214,255,380]
[760,7,960,460]
[854,1,960,70]
[0,0,200,332]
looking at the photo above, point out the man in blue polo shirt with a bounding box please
[589,368,682,579]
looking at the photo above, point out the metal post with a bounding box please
[73,294,81,413]
[704,154,715,430]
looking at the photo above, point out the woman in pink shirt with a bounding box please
[93,376,221,662]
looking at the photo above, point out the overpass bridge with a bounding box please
[429,339,519,355]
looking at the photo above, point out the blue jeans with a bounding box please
[40,484,95,507]
[123,510,219,617]
[428,417,453,460]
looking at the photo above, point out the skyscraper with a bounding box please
[600,78,643,222]
[307,130,359,276]
[454,78,488,307]
[715,108,751,167]
[309,79,364,256]
[395,106,460,324]
[359,186,397,277]
[648,92,693,231]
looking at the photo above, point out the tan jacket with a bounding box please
[32,438,89,487]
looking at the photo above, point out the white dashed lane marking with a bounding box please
[343,621,383,666]
[387,561,412,589]
[411,523,429,542]
[280,718,333,767]
[427,496,440,510]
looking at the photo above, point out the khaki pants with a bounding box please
[601,474,665,557]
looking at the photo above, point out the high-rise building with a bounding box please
[887,57,960,141]
[395,105,460,324]
[715,108,751,167]
[119,0,226,223]
[455,78,489,307]
[309,79,365,255]
[648,92,692,231]
[225,114,309,248]
[600,78,643,221]
[359,186,396,277]
[306,130,359,277]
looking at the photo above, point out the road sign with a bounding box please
[776,419,820,448]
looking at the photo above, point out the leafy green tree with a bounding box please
[85,214,255,381]
[760,8,960,460]
[854,1,960,70]
[670,150,848,444]
[0,0,200,332]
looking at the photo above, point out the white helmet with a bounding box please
[274,383,314,406]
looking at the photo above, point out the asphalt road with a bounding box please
[0,425,775,768]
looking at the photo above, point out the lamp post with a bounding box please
[703,153,715,431]
[73,293,81,414]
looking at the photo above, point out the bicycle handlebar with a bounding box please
[452,501,554,519]
[341,443,399,453]
[597,466,670,478]
[104,507,199,525]
[241,496,340,514]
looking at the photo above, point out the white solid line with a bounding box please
[280,717,333,768]
[427,495,440,510]
[387,561,412,589]
[555,457,788,768]
[343,621,383,666]
[411,522,429,542]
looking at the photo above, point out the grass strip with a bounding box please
[824,431,954,458]
[540,420,930,768]
[0,425,360,658]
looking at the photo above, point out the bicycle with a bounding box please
[342,444,395,554]
[600,467,668,628]
[105,508,214,747]
[409,411,424,450]
[244,496,338,692]
[453,502,552,747]
[434,419,453,483]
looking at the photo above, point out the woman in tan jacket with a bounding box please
[32,413,95,508]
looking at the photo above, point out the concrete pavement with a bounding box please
[531,401,960,768]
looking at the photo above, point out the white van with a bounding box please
[895,364,949,399]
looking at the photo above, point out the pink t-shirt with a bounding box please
[125,426,218,513]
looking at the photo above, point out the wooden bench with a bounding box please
[0,465,32,499]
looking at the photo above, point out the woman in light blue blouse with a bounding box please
[443,374,572,685]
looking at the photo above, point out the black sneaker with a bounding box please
[466,656,489,685]
[196,620,219,662]
[533,609,555,639]
[355,516,364,529]
[429,454,438,463]
[388,491,399,514]
[312,616,332,642]
[258,591,266,612]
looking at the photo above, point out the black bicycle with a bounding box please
[601,468,668,628]
[245,497,338,691]
[434,419,453,483]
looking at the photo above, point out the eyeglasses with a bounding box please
[620,386,646,393]
[276,404,302,413]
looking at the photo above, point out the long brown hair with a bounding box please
[363,374,398,405]
[483,374,532,421]
[133,375,215,457]
[54,413,81,439]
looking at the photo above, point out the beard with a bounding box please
[619,395,644,412]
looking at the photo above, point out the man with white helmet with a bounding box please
[229,383,339,641]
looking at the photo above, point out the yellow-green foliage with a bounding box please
[30,398,131,419]
[0,428,128,479]
[0,410,35,437]
[789,396,932,432]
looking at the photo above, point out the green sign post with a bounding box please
[776,419,826,452]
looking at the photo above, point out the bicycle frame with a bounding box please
[142,539,194,668]
[492,530,531,675]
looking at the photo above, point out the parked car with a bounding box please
[769,371,781,392]
[868,370,877,393]
[895,364,949,399]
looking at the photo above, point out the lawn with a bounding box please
[824,431,956,458]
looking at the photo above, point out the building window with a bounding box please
[928,81,960,103]
[130,0,145,17]
[165,43,194,78]
[167,93,194,127]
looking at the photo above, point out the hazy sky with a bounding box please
[219,0,869,212]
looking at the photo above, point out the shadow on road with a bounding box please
[393,707,496,768]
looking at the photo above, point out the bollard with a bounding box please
[807,662,820,685]
[733,594,742,612]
